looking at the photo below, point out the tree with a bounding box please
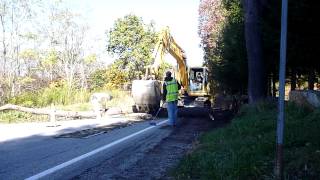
[199,0,247,95]
[0,0,100,106]
[41,49,58,81]
[44,7,87,90]
[243,0,268,103]
[89,61,128,90]
[106,14,157,80]
[0,0,39,97]
[104,61,129,89]
[19,49,39,77]
[80,54,97,89]
[199,0,319,104]
[37,1,98,95]
[198,0,227,95]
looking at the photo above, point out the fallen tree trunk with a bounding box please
[0,104,96,118]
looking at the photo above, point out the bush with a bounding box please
[8,91,41,107]
[8,80,91,107]
[0,110,48,123]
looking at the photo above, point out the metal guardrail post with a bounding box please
[275,0,288,179]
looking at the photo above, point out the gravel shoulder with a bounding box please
[72,108,230,180]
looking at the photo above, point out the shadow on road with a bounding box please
[155,106,234,122]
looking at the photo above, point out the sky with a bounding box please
[66,0,204,67]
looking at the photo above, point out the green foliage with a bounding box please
[0,110,48,124]
[40,81,90,106]
[9,80,91,107]
[89,62,129,90]
[157,62,173,80]
[84,54,97,64]
[41,49,58,67]
[89,68,108,90]
[106,14,157,80]
[18,76,36,85]
[215,15,246,94]
[8,91,41,107]
[173,103,320,179]
[19,49,39,61]
[104,62,129,89]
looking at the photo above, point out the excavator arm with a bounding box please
[148,27,189,89]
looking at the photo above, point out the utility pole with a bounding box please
[275,0,288,179]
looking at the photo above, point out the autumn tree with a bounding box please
[199,0,247,95]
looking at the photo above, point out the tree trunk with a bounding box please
[267,74,272,96]
[243,0,267,103]
[0,104,96,118]
[291,68,297,90]
[272,72,277,97]
[308,69,315,90]
[80,62,87,89]
[0,13,7,77]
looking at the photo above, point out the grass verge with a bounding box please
[0,110,48,123]
[172,102,320,179]
[0,89,134,123]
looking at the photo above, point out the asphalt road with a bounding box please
[0,107,228,180]
[0,118,170,180]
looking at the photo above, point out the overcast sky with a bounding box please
[66,0,203,67]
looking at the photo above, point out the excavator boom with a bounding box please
[149,27,188,88]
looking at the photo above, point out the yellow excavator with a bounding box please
[131,27,210,113]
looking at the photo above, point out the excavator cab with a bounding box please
[188,67,209,97]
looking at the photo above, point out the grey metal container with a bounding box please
[131,80,162,113]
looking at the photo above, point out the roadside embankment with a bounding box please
[173,102,320,179]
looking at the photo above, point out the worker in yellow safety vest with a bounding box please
[163,71,181,127]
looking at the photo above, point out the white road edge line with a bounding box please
[25,120,168,180]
